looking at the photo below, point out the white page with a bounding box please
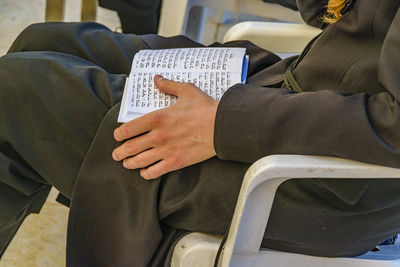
[131,47,245,73]
[126,71,241,115]
[118,47,246,123]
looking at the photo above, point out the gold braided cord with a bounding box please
[322,0,347,23]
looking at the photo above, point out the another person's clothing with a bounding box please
[1,0,400,266]
[98,0,161,34]
[263,0,298,10]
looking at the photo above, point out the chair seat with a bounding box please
[172,232,400,267]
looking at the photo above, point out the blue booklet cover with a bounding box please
[242,55,249,84]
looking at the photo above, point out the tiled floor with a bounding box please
[0,192,69,267]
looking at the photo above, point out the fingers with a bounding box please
[112,133,154,161]
[140,159,180,180]
[122,148,163,170]
[115,76,204,143]
[154,75,197,97]
[114,112,155,142]
[113,75,215,180]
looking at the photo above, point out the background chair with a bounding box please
[158,0,304,43]
[223,21,321,57]
[171,155,400,267]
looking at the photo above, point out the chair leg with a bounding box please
[185,6,207,43]
[45,0,65,22]
[81,0,97,22]
[158,0,189,37]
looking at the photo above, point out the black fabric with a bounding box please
[67,105,249,266]
[56,193,71,207]
[263,0,298,10]
[1,0,400,265]
[0,183,50,260]
[296,0,328,28]
[98,0,161,34]
[0,22,148,257]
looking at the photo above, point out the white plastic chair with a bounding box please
[170,22,400,267]
[158,0,304,42]
[171,155,400,267]
[223,21,322,57]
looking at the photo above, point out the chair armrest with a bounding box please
[223,21,322,53]
[220,155,400,266]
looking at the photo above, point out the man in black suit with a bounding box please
[1,0,400,266]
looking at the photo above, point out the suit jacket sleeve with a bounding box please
[214,9,400,170]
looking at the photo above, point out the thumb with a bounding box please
[154,75,188,96]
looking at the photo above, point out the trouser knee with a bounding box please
[8,23,52,53]
[7,22,110,54]
[0,52,57,100]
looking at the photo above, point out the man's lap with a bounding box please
[66,104,250,266]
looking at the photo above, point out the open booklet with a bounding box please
[118,47,249,123]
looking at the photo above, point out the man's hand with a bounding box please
[112,75,218,180]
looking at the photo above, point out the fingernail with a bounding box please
[140,170,149,180]
[112,151,118,161]
[155,74,164,81]
[113,129,120,141]
[123,160,128,168]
